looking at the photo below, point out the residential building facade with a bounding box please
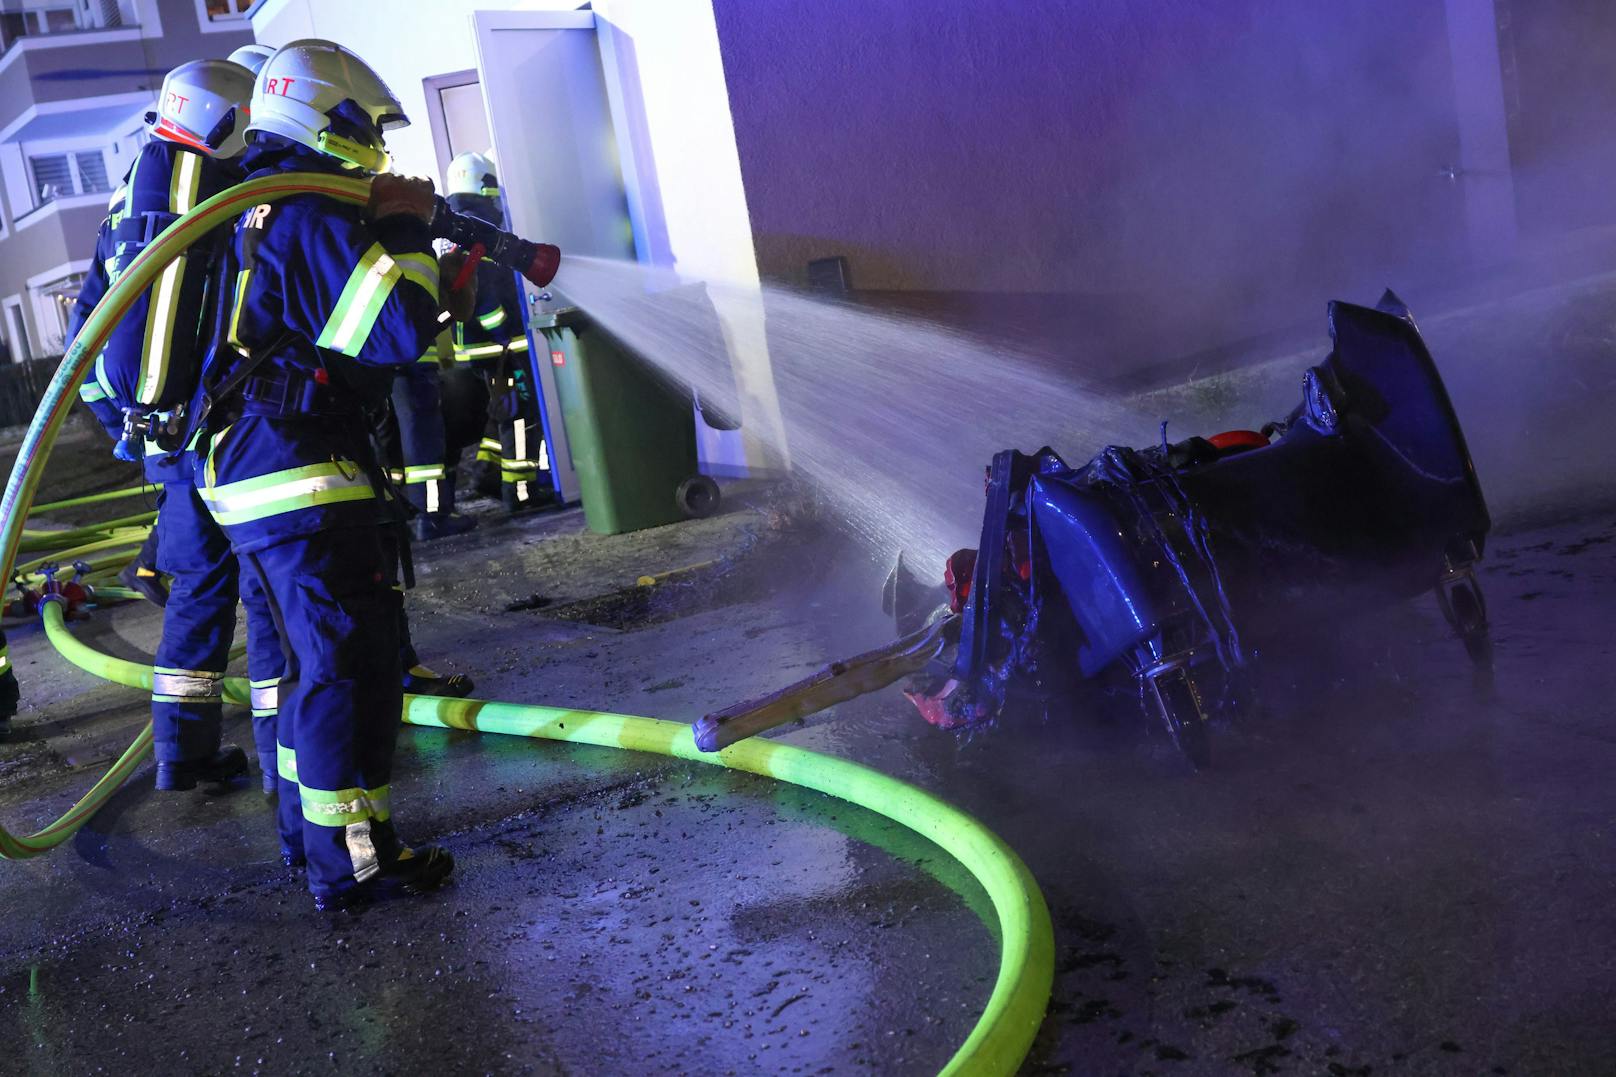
[0,0,249,364]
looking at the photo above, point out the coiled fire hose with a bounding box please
[0,173,1053,1075]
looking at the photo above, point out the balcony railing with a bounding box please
[0,1,137,57]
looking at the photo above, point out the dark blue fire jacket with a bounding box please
[198,141,442,553]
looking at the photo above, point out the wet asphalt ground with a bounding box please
[0,279,1613,1074]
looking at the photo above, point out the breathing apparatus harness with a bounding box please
[111,186,237,462]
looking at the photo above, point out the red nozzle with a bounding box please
[452,242,486,293]
[526,244,560,288]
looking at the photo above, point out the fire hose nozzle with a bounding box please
[427,197,561,289]
[526,243,561,289]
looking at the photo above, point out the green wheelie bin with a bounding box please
[531,306,719,535]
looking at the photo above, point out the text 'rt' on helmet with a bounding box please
[245,39,408,173]
[146,59,256,158]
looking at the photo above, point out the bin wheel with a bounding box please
[1437,577,1492,672]
[677,475,721,519]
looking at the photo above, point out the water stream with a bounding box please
[554,256,1151,571]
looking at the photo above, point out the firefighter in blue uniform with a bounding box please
[385,330,477,540]
[445,152,551,513]
[377,139,476,542]
[200,40,460,907]
[70,186,131,444]
[70,48,463,805]
[83,59,288,794]
[440,152,499,502]
[65,32,271,617]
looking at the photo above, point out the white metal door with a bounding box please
[472,9,638,504]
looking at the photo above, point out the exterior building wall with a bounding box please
[11,33,152,109]
[0,201,103,356]
[708,0,1475,371]
[1503,0,1616,237]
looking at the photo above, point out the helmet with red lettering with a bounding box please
[245,39,407,174]
[146,59,256,158]
[446,151,499,198]
[227,43,275,77]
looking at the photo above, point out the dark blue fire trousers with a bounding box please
[148,455,284,788]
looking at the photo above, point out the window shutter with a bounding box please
[29,154,72,205]
[74,151,110,194]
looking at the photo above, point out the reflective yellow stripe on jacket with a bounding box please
[136,150,203,406]
[200,460,376,527]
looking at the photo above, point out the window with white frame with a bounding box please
[105,122,149,186]
[31,270,87,357]
[3,298,33,363]
[0,2,79,40]
[28,154,72,204]
[200,0,251,22]
[74,150,108,192]
[0,0,126,50]
[26,149,112,209]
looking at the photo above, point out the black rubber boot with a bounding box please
[0,669,18,739]
[154,744,249,792]
[314,845,455,912]
[118,561,170,607]
[401,665,475,699]
[501,483,556,515]
[410,513,478,543]
[470,460,500,499]
[119,530,169,606]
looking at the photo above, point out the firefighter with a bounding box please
[87,58,289,795]
[445,151,552,513]
[69,186,130,446]
[200,39,459,908]
[385,332,478,541]
[72,51,464,802]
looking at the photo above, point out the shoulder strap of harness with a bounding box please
[177,208,290,449]
[111,210,182,250]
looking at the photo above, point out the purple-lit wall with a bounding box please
[1505,0,1616,236]
[711,0,1473,369]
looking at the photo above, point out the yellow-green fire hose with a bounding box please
[2,171,1054,1074]
[19,510,159,552]
[42,600,1052,1074]
[31,484,153,515]
[15,534,147,580]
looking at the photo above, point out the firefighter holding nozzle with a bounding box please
[197,39,557,910]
